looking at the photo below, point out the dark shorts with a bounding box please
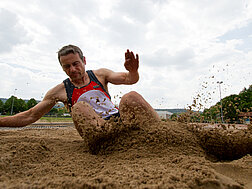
[104,112,120,121]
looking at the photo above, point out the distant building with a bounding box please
[54,102,65,109]
[63,113,71,117]
[155,110,173,120]
[238,112,252,124]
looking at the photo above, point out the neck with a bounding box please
[71,72,89,87]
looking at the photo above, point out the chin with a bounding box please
[71,75,83,81]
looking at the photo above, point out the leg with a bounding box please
[119,91,160,126]
[71,101,105,138]
[72,101,110,154]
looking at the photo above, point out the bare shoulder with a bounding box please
[93,68,112,76]
[44,82,67,103]
[93,68,113,84]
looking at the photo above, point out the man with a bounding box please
[0,45,160,139]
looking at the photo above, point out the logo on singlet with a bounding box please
[93,85,100,89]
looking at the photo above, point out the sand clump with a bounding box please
[0,120,252,188]
[188,123,252,161]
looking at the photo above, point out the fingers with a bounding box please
[125,49,137,60]
[130,51,135,59]
[125,49,130,60]
[124,50,139,72]
[136,54,139,67]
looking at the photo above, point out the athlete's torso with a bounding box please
[63,70,118,118]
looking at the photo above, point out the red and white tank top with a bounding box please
[63,70,119,119]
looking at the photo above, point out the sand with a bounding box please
[0,121,252,189]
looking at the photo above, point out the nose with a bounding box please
[69,65,76,73]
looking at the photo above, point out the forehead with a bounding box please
[60,53,82,64]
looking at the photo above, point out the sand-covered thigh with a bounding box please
[0,121,252,188]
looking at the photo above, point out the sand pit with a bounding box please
[0,121,252,188]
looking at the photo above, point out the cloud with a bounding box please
[219,21,252,52]
[0,8,30,53]
[142,47,195,70]
[0,63,64,100]
[116,0,157,24]
[0,0,251,109]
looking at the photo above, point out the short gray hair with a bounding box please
[57,45,84,64]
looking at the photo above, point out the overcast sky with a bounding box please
[0,0,251,110]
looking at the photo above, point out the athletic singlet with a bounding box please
[63,70,119,119]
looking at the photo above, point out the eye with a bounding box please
[73,62,80,66]
[63,65,70,69]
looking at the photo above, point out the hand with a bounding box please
[124,49,139,72]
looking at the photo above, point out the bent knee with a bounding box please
[121,91,141,101]
[120,91,144,106]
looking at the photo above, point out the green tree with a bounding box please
[0,100,4,114]
[57,106,69,116]
[170,113,178,121]
[239,86,252,112]
[203,84,252,123]
[3,96,27,115]
[203,105,220,123]
[47,108,58,116]
[26,98,38,109]
[16,98,27,113]
[222,95,239,123]
[3,96,17,114]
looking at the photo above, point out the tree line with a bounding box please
[169,84,252,124]
[0,96,68,116]
[203,84,252,123]
[1,84,251,121]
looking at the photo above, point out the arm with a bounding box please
[103,49,139,85]
[0,86,61,127]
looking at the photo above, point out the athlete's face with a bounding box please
[60,53,86,81]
